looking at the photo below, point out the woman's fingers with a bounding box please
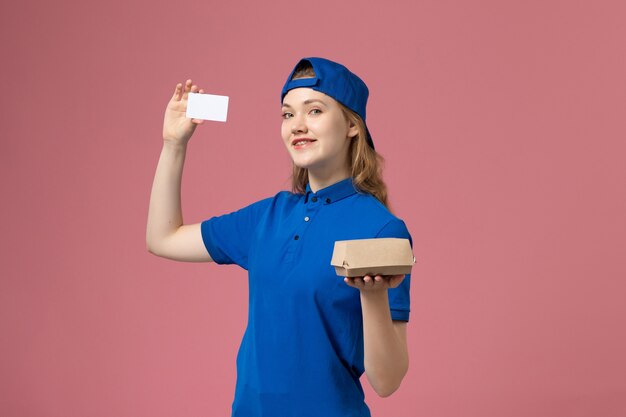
[181,79,193,100]
[344,274,401,291]
[363,275,383,286]
[182,79,206,101]
[353,276,374,287]
[172,83,182,101]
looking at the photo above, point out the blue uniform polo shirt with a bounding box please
[201,177,412,417]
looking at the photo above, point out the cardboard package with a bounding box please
[330,238,415,277]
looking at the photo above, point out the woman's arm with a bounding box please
[345,275,409,397]
[146,80,213,262]
[146,143,211,262]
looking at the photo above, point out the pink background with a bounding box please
[2,0,625,416]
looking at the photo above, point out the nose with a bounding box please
[290,113,307,134]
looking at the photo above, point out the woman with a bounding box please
[147,57,413,417]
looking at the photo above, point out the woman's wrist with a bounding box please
[162,139,188,152]
[359,287,389,305]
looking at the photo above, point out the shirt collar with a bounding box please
[304,177,358,204]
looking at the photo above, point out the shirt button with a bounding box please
[304,216,310,222]
[325,198,331,204]
[311,197,318,202]
[294,235,300,240]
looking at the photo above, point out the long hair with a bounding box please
[288,62,390,209]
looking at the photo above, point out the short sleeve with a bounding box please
[200,197,273,270]
[375,218,413,322]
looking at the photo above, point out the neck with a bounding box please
[307,166,351,193]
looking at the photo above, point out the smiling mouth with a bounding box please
[292,139,317,147]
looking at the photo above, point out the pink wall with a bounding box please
[1,0,625,416]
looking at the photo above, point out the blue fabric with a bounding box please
[201,177,412,417]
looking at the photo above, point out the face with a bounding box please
[281,88,358,175]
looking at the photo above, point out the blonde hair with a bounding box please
[287,63,390,209]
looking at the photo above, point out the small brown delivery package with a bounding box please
[330,238,415,277]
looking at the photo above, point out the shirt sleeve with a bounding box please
[200,197,273,270]
[375,218,413,322]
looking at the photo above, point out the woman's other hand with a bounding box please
[162,79,205,146]
[344,274,405,292]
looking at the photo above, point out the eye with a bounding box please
[310,108,322,115]
[282,112,293,119]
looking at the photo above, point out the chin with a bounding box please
[289,154,319,170]
[292,160,317,170]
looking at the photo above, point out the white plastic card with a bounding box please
[186,92,229,122]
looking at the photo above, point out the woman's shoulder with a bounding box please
[245,189,301,205]
[351,191,411,237]
[269,189,303,205]
[244,189,302,213]
[352,191,403,219]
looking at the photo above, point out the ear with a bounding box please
[347,120,358,139]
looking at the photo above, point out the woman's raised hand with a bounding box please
[162,79,205,146]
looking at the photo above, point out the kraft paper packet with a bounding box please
[331,238,416,277]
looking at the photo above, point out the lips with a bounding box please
[291,138,317,148]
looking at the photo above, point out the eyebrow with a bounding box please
[282,99,328,108]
